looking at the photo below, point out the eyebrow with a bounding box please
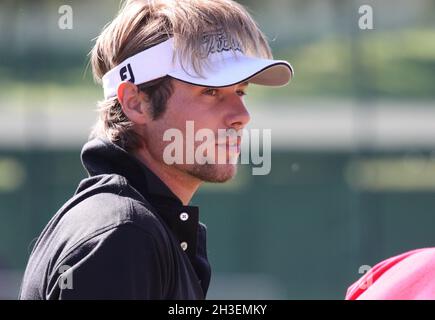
[238,81,249,88]
[200,81,249,90]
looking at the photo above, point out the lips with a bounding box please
[217,135,240,145]
[216,137,241,154]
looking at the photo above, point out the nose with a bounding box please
[224,96,251,130]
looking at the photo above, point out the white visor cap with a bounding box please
[102,37,293,99]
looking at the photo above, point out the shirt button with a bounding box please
[179,212,189,221]
[180,242,188,251]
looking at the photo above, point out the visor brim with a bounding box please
[168,55,293,88]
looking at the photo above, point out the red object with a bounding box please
[346,248,435,300]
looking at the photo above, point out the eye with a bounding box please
[203,88,219,96]
[236,90,247,97]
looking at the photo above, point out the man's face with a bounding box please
[142,79,251,183]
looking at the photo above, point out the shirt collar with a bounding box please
[80,137,201,259]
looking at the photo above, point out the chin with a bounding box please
[188,163,238,183]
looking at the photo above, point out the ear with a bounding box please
[117,81,150,125]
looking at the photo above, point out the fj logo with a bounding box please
[120,63,135,83]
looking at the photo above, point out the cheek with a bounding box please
[167,96,218,132]
[142,103,192,160]
[142,121,167,160]
[145,93,225,157]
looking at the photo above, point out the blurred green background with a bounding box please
[1,0,435,299]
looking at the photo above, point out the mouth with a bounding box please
[216,137,241,153]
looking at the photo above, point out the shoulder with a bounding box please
[21,174,176,299]
[66,173,168,238]
[50,174,174,268]
[45,223,173,299]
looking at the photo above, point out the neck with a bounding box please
[134,147,202,206]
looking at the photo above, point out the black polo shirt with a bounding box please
[19,137,211,299]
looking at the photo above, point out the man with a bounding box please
[20,0,293,299]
